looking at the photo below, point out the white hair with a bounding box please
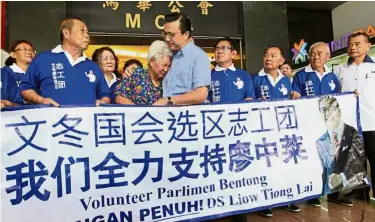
[309,42,330,55]
[147,40,172,65]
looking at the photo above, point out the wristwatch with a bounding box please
[167,96,174,105]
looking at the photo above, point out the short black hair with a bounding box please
[214,37,237,51]
[348,32,370,43]
[164,13,192,37]
[280,60,292,69]
[265,46,284,58]
[59,17,86,43]
[123,59,143,72]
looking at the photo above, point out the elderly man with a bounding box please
[209,37,254,103]
[20,17,110,106]
[291,42,339,99]
[334,32,375,202]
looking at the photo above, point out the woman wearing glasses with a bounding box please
[3,40,36,85]
[1,40,35,107]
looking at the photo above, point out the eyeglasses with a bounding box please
[162,31,182,38]
[215,45,232,52]
[14,47,36,54]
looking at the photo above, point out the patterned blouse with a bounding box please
[114,67,162,105]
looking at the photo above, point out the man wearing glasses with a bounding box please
[208,37,254,103]
[152,13,211,106]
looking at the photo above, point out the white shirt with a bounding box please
[51,45,87,66]
[215,64,236,72]
[334,55,375,131]
[258,68,285,87]
[9,63,26,74]
[105,73,118,88]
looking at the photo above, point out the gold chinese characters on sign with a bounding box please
[137,1,152,12]
[168,1,184,13]
[197,1,213,15]
[102,1,119,11]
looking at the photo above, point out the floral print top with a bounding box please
[114,67,162,105]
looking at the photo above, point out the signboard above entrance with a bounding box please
[69,1,243,38]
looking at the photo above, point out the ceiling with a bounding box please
[287,1,346,11]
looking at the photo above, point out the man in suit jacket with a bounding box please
[317,96,367,196]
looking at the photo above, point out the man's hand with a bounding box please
[95,99,106,107]
[41,98,59,107]
[122,67,134,78]
[354,89,359,97]
[290,91,301,100]
[329,173,343,189]
[1,100,13,108]
[244,97,253,101]
[153,98,168,106]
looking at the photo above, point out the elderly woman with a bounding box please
[115,40,172,105]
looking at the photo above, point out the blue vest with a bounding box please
[292,66,339,96]
[253,72,292,99]
[19,51,111,105]
[209,68,255,102]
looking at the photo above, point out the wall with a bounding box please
[332,2,375,40]
[7,2,66,53]
[242,1,289,74]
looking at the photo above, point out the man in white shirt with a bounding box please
[334,32,375,201]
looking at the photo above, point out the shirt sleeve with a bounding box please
[333,75,340,93]
[244,72,255,99]
[114,74,135,100]
[19,56,41,93]
[192,51,211,90]
[94,65,111,100]
[1,68,18,103]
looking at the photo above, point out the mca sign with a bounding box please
[291,39,308,65]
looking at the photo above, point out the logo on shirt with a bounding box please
[305,80,314,96]
[260,85,270,98]
[279,84,288,95]
[233,78,244,90]
[51,62,66,89]
[211,80,221,102]
[85,70,96,83]
[329,80,336,91]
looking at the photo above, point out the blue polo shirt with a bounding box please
[1,67,22,103]
[292,64,339,97]
[253,69,292,99]
[209,64,255,102]
[6,64,26,86]
[19,45,110,105]
[162,40,211,97]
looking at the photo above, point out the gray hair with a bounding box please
[309,42,331,55]
[147,40,172,65]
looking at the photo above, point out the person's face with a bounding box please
[11,43,35,64]
[347,35,371,58]
[215,40,236,65]
[309,44,330,69]
[280,64,292,77]
[319,99,342,129]
[150,56,171,80]
[65,20,90,51]
[99,50,116,74]
[263,47,285,70]
[163,20,189,52]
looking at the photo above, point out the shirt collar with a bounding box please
[106,73,119,87]
[258,68,284,86]
[347,54,374,65]
[305,64,331,74]
[51,45,87,66]
[178,40,194,56]
[9,63,25,74]
[215,64,236,72]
